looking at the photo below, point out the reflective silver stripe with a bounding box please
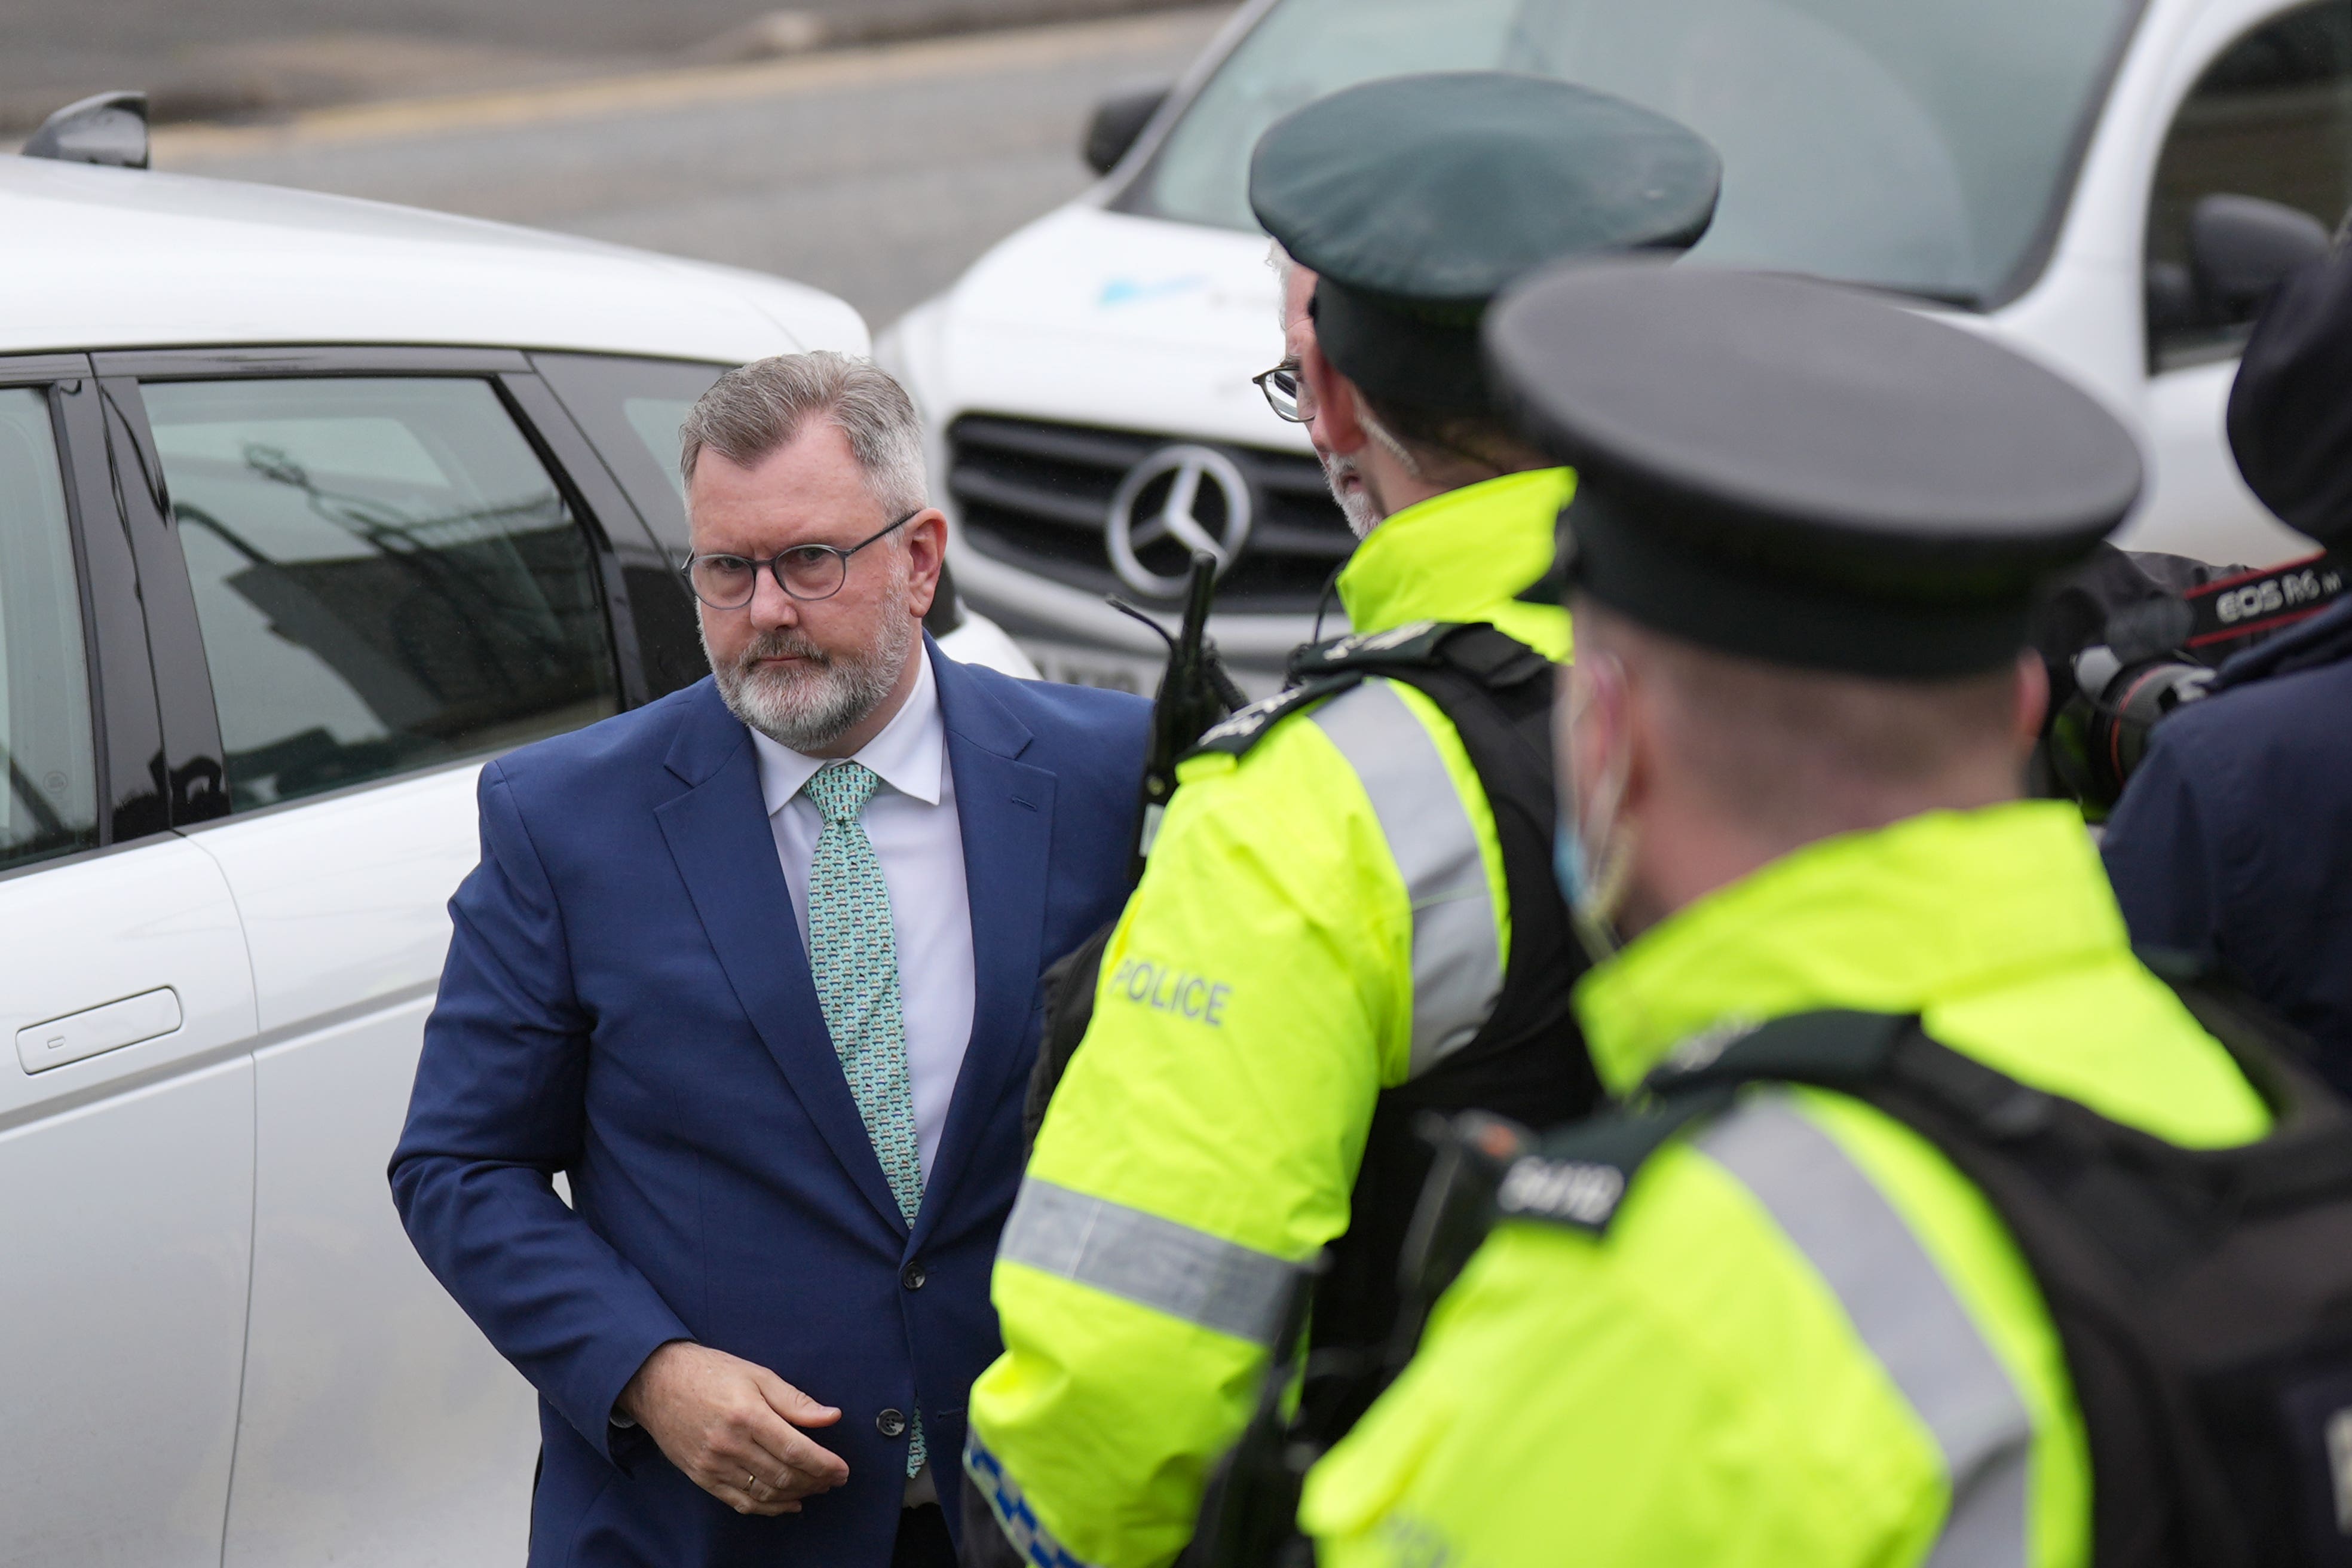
[997,1177,1301,1346]
[1698,1094,2034,1568]
[1309,678,1502,1076]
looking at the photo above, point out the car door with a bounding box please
[0,358,258,1566]
[94,348,653,1568]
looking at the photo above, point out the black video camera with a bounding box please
[2035,544,2345,816]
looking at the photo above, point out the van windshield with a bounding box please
[1126,0,2141,307]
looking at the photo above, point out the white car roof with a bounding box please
[0,155,868,363]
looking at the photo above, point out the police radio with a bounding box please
[1111,550,1249,883]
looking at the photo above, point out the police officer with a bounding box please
[1298,263,2273,1565]
[2102,242,2352,1084]
[961,75,1719,1568]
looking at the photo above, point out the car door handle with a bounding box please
[16,988,183,1074]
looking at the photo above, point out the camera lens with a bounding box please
[2099,660,2216,786]
[2049,646,2218,816]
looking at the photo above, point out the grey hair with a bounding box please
[679,351,929,518]
[1269,240,1297,327]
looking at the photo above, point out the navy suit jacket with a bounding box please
[391,643,1147,1567]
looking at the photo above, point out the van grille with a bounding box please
[946,415,1352,612]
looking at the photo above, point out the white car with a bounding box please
[0,103,1025,1568]
[881,0,2352,692]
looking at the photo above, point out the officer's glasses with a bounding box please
[1252,363,1318,424]
[682,510,917,609]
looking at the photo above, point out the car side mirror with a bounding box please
[1083,80,1172,176]
[21,90,149,170]
[2191,193,2329,325]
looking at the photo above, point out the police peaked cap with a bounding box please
[1487,262,2143,679]
[2228,244,2352,548]
[1250,72,1720,415]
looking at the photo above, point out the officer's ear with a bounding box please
[2011,650,2050,756]
[1612,656,1664,825]
[1560,650,1640,821]
[1300,338,1372,458]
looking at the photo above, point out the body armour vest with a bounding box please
[1198,621,1603,1435]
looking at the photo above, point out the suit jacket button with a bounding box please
[877,1408,908,1439]
[902,1263,927,1291]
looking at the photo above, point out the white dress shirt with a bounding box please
[749,650,976,1183]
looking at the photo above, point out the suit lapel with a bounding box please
[917,647,1052,1246]
[654,681,905,1234]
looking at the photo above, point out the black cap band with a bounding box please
[1313,278,1490,415]
[1567,488,2035,679]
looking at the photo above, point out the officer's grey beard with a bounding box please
[1322,450,1385,540]
[704,606,917,753]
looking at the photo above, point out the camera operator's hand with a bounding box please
[618,1341,849,1515]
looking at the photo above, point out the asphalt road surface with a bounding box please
[0,0,1204,128]
[151,7,1234,334]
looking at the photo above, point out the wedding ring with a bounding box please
[745,1472,759,1492]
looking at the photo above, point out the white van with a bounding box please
[882,0,2352,691]
[0,108,1025,1567]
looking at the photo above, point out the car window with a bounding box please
[532,354,727,555]
[1129,0,2139,308]
[0,387,99,872]
[2146,0,2352,367]
[532,354,728,699]
[624,400,700,509]
[145,377,619,811]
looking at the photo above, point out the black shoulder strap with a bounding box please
[1490,984,2284,1243]
[1187,617,1549,767]
[1186,673,1359,758]
[1180,627,1410,765]
[1496,962,2352,1242]
[1286,620,1552,690]
[1496,1009,1916,1236]
[1327,622,1584,1086]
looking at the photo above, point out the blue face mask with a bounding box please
[1554,758,1629,965]
[1556,658,1631,962]
[1553,803,1591,909]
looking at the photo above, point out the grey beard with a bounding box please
[1322,450,1384,540]
[705,613,916,753]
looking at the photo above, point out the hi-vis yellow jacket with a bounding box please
[1303,803,2271,1568]
[964,468,1573,1568]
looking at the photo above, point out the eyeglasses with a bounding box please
[1252,363,1316,424]
[681,510,918,609]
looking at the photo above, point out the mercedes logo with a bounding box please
[1105,443,1254,599]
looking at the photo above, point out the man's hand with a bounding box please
[619,1341,850,1515]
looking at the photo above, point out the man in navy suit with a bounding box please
[391,353,1148,1567]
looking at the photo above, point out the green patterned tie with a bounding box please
[804,760,927,1475]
